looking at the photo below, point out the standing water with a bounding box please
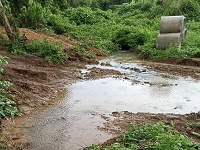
[23,52,200,149]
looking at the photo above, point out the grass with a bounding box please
[86,122,200,150]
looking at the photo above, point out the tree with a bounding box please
[0,0,15,42]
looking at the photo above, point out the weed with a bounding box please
[0,56,20,120]
[69,45,95,58]
[86,122,200,150]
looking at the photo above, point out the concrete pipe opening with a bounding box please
[160,16,186,33]
[156,33,183,50]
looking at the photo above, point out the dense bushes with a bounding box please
[1,0,200,59]
[18,0,48,29]
[47,14,73,34]
[63,7,100,25]
[112,26,148,50]
[26,39,66,63]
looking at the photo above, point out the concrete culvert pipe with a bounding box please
[156,33,183,50]
[160,16,186,33]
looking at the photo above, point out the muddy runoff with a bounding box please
[7,52,200,149]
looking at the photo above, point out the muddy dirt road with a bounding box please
[1,51,200,150]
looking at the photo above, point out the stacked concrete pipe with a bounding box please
[156,16,187,50]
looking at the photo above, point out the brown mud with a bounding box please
[143,59,200,80]
[0,28,199,149]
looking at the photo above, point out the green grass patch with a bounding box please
[87,122,200,150]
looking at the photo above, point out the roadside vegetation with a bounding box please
[0,55,20,149]
[86,122,200,150]
[0,56,20,120]
[1,0,199,60]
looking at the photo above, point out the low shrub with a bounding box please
[112,26,148,50]
[26,39,67,63]
[0,34,27,55]
[149,47,189,60]
[0,56,20,120]
[69,45,95,58]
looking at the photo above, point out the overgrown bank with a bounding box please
[1,0,200,59]
[87,122,200,150]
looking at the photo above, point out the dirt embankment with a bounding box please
[0,27,106,114]
[142,58,200,80]
[1,52,85,113]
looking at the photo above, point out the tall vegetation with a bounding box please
[1,0,200,59]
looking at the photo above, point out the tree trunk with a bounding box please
[0,0,15,42]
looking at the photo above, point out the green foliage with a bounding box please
[47,14,73,34]
[180,0,200,22]
[87,122,200,150]
[148,47,189,60]
[0,36,67,63]
[0,143,6,150]
[0,56,20,120]
[26,39,67,63]
[18,0,50,29]
[89,39,118,54]
[9,35,27,55]
[63,7,107,25]
[112,26,148,50]
[0,34,27,55]
[69,46,95,58]
[66,0,132,10]
[0,94,19,119]
[2,0,200,59]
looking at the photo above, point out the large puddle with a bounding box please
[23,52,200,149]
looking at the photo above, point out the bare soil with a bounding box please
[0,28,200,149]
[144,58,200,80]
